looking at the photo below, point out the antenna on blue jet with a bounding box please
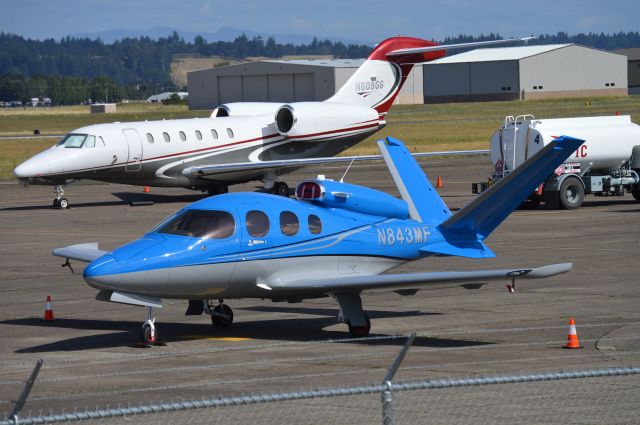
[339,157,357,183]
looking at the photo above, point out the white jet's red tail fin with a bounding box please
[328,36,533,117]
[328,36,445,117]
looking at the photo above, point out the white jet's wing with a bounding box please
[261,263,571,293]
[52,243,107,263]
[183,150,488,179]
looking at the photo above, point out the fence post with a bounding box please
[8,358,43,424]
[381,333,416,425]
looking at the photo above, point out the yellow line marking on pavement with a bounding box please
[183,335,252,341]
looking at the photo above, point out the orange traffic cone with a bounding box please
[43,295,55,321]
[563,317,582,349]
[436,176,443,188]
[143,186,150,193]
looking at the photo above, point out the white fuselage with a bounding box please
[14,113,380,190]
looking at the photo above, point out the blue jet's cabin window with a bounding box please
[211,129,219,139]
[280,211,299,236]
[308,214,322,235]
[157,210,235,239]
[179,131,187,141]
[246,210,269,238]
[195,130,202,141]
[226,128,234,138]
[146,133,154,144]
[56,134,88,148]
[163,132,170,143]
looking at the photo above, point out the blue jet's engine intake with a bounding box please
[296,179,409,219]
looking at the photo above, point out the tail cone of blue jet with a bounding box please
[54,135,584,342]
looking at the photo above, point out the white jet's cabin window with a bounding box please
[146,133,154,144]
[195,130,202,141]
[179,131,187,141]
[246,210,269,238]
[163,132,170,143]
[280,211,299,236]
[308,214,322,235]
[226,128,234,138]
[157,210,235,239]
[211,129,218,139]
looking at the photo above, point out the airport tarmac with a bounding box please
[0,154,639,415]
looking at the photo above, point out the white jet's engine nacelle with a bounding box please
[274,102,379,140]
[212,102,284,118]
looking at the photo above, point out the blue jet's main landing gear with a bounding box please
[209,299,233,329]
[273,182,289,197]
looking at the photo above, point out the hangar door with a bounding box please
[218,76,242,104]
[294,73,315,101]
[268,75,294,102]
[242,75,268,101]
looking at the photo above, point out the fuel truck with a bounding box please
[472,114,640,209]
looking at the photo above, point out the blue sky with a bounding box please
[1,0,638,42]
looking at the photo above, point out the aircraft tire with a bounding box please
[348,316,371,338]
[58,198,69,209]
[211,304,233,329]
[52,199,60,208]
[274,182,289,197]
[141,323,156,343]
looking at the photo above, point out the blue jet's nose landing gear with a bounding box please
[53,185,69,209]
[209,299,234,329]
[141,306,157,343]
[138,306,166,347]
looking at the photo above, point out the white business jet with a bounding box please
[14,36,530,208]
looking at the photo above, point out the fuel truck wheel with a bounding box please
[632,184,640,202]
[559,177,584,209]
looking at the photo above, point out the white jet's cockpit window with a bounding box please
[157,209,235,239]
[56,134,87,148]
[246,210,269,238]
[98,136,106,146]
[84,135,96,148]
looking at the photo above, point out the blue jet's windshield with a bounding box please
[56,134,88,148]
[156,209,235,239]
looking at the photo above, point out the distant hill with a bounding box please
[70,26,374,46]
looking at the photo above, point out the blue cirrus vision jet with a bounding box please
[54,135,583,343]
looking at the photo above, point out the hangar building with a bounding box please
[614,48,640,94]
[187,59,423,110]
[423,44,628,103]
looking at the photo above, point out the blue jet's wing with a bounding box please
[52,243,107,263]
[260,263,572,293]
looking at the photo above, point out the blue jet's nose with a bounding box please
[83,254,120,289]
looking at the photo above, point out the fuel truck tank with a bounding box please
[491,115,640,174]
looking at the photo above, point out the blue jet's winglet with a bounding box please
[419,239,496,259]
[439,135,585,240]
[377,136,451,224]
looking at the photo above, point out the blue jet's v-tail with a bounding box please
[53,135,583,342]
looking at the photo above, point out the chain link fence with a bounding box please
[3,367,639,424]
